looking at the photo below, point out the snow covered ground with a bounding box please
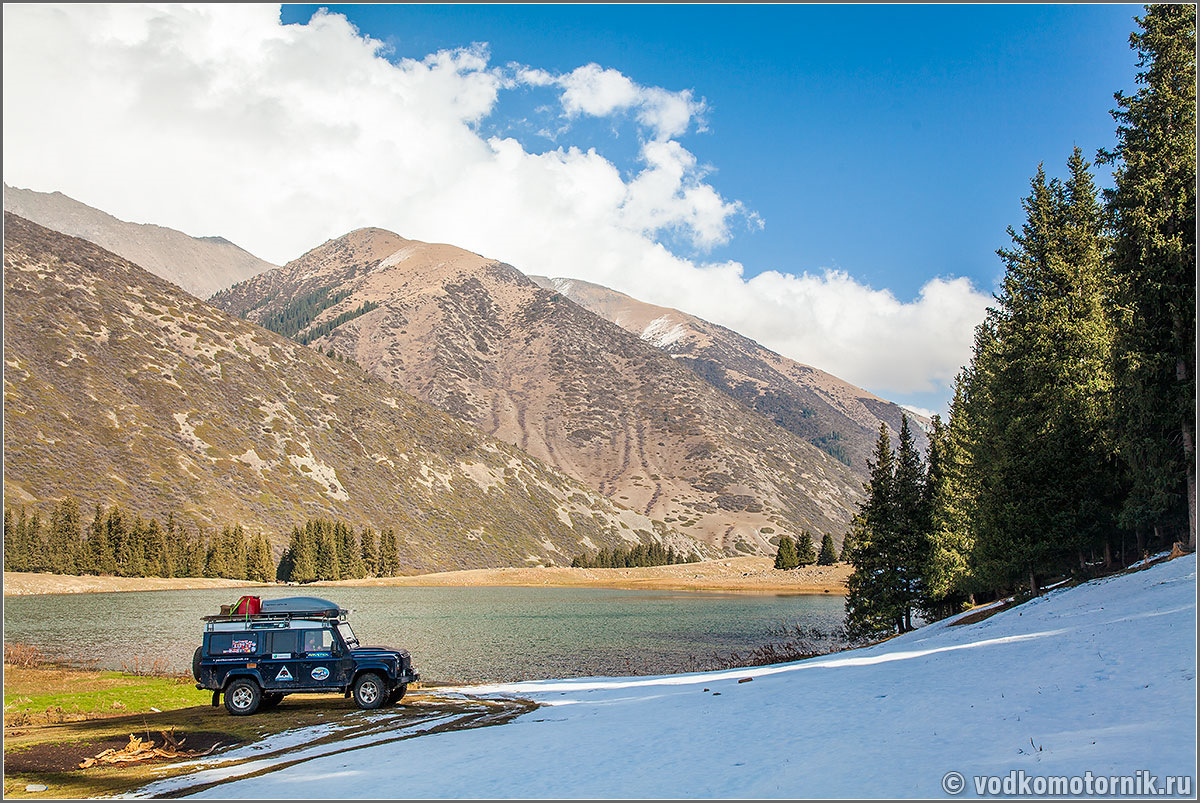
[178,555,1196,798]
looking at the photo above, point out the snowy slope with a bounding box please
[185,556,1196,799]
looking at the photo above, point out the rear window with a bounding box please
[208,632,260,656]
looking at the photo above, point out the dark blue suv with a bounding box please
[192,596,419,716]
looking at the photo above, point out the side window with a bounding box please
[208,632,260,655]
[268,630,299,656]
[302,629,335,653]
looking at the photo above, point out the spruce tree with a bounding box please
[1098,4,1197,549]
[795,530,817,567]
[845,425,902,639]
[969,153,1121,594]
[361,527,379,577]
[920,397,978,619]
[838,529,855,563]
[283,525,317,582]
[891,415,931,630]
[773,535,798,570]
[336,521,366,579]
[818,533,838,566]
[2,507,15,571]
[47,498,82,574]
[246,532,275,582]
[379,528,399,576]
[314,522,341,581]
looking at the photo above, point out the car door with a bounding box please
[296,627,344,689]
[260,629,303,690]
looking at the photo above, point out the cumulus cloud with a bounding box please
[1,4,990,399]
[518,63,706,140]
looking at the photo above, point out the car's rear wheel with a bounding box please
[191,646,202,681]
[224,679,262,716]
[388,683,408,705]
[353,672,386,710]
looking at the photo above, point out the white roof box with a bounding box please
[259,597,343,616]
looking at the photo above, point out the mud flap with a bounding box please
[212,690,221,707]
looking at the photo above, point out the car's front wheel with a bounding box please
[224,679,262,716]
[260,692,284,711]
[388,683,408,705]
[353,672,387,710]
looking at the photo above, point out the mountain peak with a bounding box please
[2,185,276,298]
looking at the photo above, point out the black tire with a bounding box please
[191,646,203,681]
[389,683,408,705]
[260,692,284,711]
[224,678,262,716]
[353,672,387,710]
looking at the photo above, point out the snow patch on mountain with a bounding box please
[640,315,689,348]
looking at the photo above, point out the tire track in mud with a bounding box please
[133,694,538,799]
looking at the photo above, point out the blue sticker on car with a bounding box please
[311,666,330,681]
[307,652,332,658]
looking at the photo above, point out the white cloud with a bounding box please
[901,405,938,422]
[1,4,989,400]
[516,62,706,141]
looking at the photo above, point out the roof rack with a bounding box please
[201,596,347,623]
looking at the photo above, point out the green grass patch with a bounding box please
[4,668,206,723]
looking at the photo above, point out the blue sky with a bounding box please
[5,5,1146,415]
[284,4,1141,301]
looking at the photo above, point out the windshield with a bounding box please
[337,621,360,649]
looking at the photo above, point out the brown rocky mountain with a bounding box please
[3,184,276,299]
[3,213,707,571]
[530,276,929,476]
[212,229,864,554]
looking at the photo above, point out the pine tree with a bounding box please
[336,521,366,579]
[1098,4,1197,549]
[5,507,31,571]
[361,527,379,577]
[845,424,902,639]
[891,415,930,630]
[2,507,15,571]
[280,525,317,582]
[143,518,169,577]
[314,522,341,581]
[85,502,115,575]
[47,498,82,574]
[773,535,798,570]
[920,396,978,619]
[246,532,275,582]
[818,533,838,566]
[969,152,1121,594]
[795,530,817,567]
[378,528,399,576]
[838,529,855,563]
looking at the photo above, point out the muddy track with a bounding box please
[134,693,538,799]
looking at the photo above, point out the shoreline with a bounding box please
[1,573,273,597]
[319,557,850,594]
[3,558,851,597]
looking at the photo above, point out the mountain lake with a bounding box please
[3,586,848,683]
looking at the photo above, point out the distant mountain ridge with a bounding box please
[2,213,706,571]
[529,276,929,475]
[213,228,864,555]
[2,185,276,298]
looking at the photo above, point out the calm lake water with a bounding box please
[3,586,847,683]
